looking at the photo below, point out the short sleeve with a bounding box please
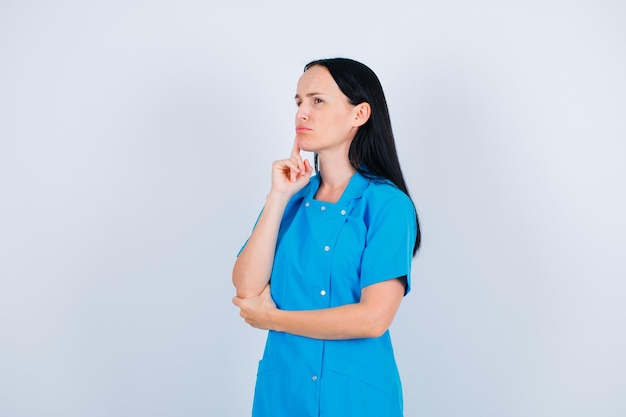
[360,191,417,295]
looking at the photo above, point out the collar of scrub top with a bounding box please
[304,170,370,205]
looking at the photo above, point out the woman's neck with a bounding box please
[315,153,356,203]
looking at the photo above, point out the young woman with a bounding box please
[232,58,420,417]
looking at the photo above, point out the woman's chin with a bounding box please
[295,139,314,153]
[299,146,315,153]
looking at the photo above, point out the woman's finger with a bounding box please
[274,159,300,182]
[290,137,301,159]
[303,158,312,174]
[274,159,300,172]
[290,157,303,174]
[291,138,304,170]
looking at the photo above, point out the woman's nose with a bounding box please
[296,105,309,120]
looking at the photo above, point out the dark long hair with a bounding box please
[305,58,421,253]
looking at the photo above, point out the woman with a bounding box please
[232,58,420,417]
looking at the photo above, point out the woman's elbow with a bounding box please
[232,272,265,299]
[232,277,258,299]
[231,265,243,289]
[231,260,268,298]
[231,267,248,297]
[234,287,262,299]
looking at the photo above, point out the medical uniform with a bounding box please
[244,171,417,417]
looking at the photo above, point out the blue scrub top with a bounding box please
[244,171,417,417]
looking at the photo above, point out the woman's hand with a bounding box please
[270,138,313,197]
[232,284,277,330]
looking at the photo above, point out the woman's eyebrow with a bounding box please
[294,92,324,99]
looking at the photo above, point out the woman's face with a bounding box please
[294,65,359,155]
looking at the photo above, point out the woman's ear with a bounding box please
[353,102,371,127]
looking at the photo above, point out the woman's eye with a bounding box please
[314,98,323,104]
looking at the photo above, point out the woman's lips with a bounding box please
[296,126,311,133]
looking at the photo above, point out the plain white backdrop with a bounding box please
[1,1,624,416]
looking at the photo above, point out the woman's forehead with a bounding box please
[296,65,339,95]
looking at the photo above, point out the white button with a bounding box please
[312,375,318,381]
[320,290,326,296]
[340,209,347,215]
[305,202,310,207]
[320,205,326,211]
[324,246,330,252]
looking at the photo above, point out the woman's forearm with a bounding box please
[232,191,290,298]
[268,279,405,340]
[270,303,384,339]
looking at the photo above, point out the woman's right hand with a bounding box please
[270,138,313,197]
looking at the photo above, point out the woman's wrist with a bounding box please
[268,307,283,332]
[266,190,292,206]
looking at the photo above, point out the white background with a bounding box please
[1,1,625,416]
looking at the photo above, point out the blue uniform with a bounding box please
[243,171,417,417]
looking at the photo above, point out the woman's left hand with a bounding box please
[232,285,277,330]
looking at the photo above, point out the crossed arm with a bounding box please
[232,278,405,340]
[230,186,405,340]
